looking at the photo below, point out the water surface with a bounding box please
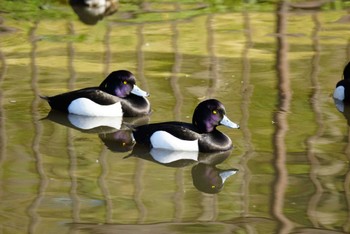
[0,1,350,233]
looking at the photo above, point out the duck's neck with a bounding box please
[194,121,215,133]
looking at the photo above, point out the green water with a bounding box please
[0,0,350,233]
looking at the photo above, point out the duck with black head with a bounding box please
[132,99,240,153]
[334,61,350,102]
[69,0,119,25]
[41,70,151,117]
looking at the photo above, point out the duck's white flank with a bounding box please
[68,114,122,130]
[334,99,345,113]
[150,131,199,151]
[333,86,345,101]
[85,0,106,7]
[68,98,123,117]
[150,148,198,164]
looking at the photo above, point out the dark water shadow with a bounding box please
[26,21,49,234]
[238,8,254,218]
[271,1,294,233]
[305,12,325,229]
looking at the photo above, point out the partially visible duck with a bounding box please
[334,61,350,102]
[41,70,151,117]
[132,99,240,152]
[69,0,119,25]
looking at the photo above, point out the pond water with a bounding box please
[1,0,350,233]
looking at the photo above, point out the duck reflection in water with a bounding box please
[333,61,350,103]
[334,61,350,124]
[126,148,238,194]
[99,128,135,152]
[44,110,149,152]
[69,0,119,25]
[192,163,238,194]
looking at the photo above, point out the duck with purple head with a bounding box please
[41,70,151,117]
[132,99,240,153]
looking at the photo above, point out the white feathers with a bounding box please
[150,131,199,151]
[68,98,123,117]
[85,0,107,7]
[150,148,198,163]
[334,98,345,113]
[333,86,345,101]
[68,114,122,130]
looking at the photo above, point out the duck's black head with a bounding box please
[192,99,239,133]
[99,70,149,98]
[344,61,350,80]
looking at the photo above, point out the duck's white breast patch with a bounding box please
[333,86,345,101]
[68,114,122,130]
[150,131,199,151]
[68,98,123,117]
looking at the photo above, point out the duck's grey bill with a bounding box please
[131,84,149,97]
[220,115,240,129]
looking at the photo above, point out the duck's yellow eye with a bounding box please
[211,185,216,189]
[213,110,217,115]
[123,81,127,85]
